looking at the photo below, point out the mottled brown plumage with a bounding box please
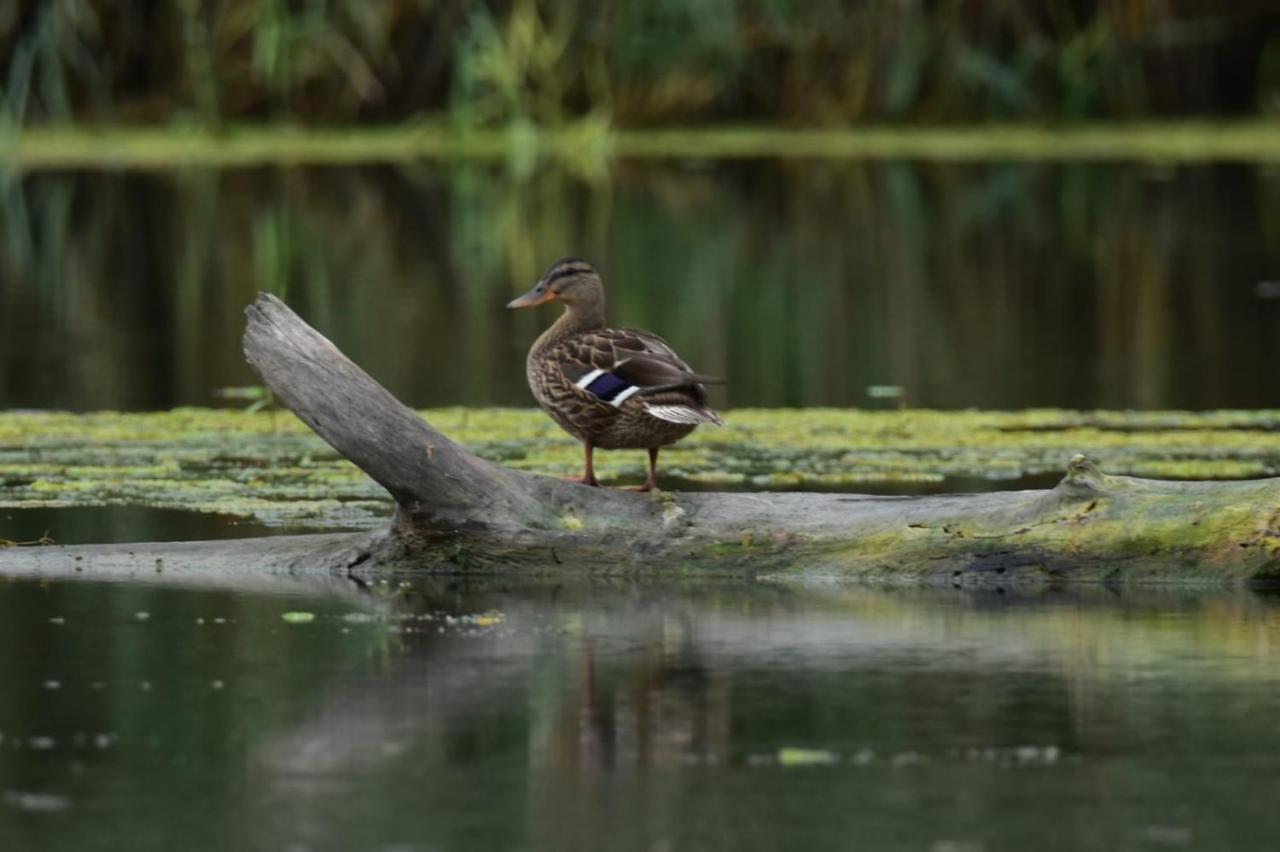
[507,258,723,490]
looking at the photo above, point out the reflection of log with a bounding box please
[1,293,1278,584]
[0,533,382,596]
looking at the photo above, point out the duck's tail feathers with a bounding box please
[644,405,724,426]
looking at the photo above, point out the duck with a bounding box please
[507,258,723,491]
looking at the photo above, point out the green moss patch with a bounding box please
[2,407,1278,529]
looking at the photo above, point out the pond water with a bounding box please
[2,160,1279,412]
[2,576,1279,851]
[3,156,1279,848]
[0,506,304,545]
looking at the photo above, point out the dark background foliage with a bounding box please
[4,1,1280,127]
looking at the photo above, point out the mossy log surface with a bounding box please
[2,294,1279,585]
[6,407,1280,527]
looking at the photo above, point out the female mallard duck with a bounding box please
[507,258,723,491]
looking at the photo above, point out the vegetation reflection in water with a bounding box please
[2,407,1280,530]
[3,160,1279,413]
[3,577,1280,850]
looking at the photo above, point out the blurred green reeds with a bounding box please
[3,1,1280,133]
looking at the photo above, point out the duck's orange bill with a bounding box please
[506,288,557,309]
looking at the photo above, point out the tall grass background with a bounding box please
[2,1,1280,131]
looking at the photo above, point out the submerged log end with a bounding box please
[1027,452,1280,582]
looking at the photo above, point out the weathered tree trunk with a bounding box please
[2,293,1278,585]
[242,294,1280,583]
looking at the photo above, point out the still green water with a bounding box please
[2,576,1278,851]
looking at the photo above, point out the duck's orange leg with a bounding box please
[629,448,659,492]
[566,440,601,487]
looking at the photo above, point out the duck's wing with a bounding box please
[615,329,725,386]
[550,328,724,424]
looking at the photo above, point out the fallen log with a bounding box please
[2,293,1278,585]
[239,293,1279,583]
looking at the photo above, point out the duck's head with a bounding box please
[507,258,604,313]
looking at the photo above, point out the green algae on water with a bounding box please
[1,407,1279,529]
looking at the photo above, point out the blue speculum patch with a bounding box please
[584,372,632,402]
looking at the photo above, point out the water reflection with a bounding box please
[0,506,304,544]
[4,577,1280,849]
[2,161,1278,411]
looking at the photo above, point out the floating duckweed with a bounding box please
[777,747,839,767]
[1,407,1279,528]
